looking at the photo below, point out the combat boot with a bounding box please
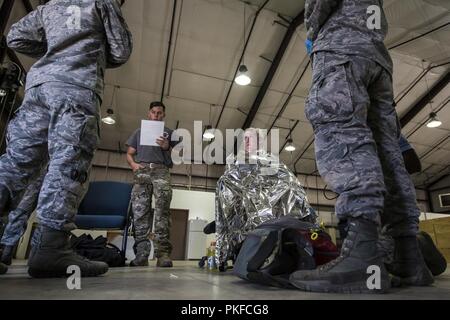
[290,217,390,293]
[0,262,7,275]
[129,240,150,267]
[129,256,149,267]
[157,253,173,268]
[417,231,447,277]
[28,227,109,278]
[386,235,434,287]
[1,245,14,265]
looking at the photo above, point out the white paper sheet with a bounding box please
[140,120,165,146]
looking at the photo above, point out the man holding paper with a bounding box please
[126,101,178,267]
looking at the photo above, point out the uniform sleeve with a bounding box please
[305,0,342,41]
[126,130,138,149]
[97,0,133,68]
[7,9,47,58]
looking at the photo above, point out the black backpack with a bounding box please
[233,216,337,288]
[70,234,126,267]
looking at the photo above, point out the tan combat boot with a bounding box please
[156,253,173,268]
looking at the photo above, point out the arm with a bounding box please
[7,9,47,58]
[97,0,133,68]
[127,147,144,172]
[305,0,342,41]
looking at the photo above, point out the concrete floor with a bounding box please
[1,260,449,300]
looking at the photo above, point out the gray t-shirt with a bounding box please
[126,126,179,168]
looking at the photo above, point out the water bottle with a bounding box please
[207,241,217,271]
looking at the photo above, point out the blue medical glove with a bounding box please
[305,39,313,55]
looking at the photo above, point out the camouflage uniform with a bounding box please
[305,0,420,237]
[0,0,132,234]
[1,167,46,247]
[131,167,173,258]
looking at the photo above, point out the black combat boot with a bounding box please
[386,235,434,287]
[0,262,7,275]
[1,245,14,265]
[290,217,390,293]
[417,231,447,277]
[28,227,109,278]
[129,240,150,267]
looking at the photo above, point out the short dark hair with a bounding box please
[149,101,166,112]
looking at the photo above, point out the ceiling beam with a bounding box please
[21,0,34,13]
[293,137,314,174]
[267,60,309,135]
[161,0,177,102]
[419,134,449,161]
[241,10,305,130]
[214,0,269,129]
[426,172,449,189]
[388,22,450,50]
[0,0,15,41]
[400,71,450,128]
[0,36,7,64]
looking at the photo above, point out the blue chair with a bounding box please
[75,181,133,260]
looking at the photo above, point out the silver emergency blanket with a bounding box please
[215,152,317,267]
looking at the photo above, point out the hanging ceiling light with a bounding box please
[102,86,118,125]
[285,120,296,152]
[203,125,215,140]
[234,4,251,87]
[102,108,116,125]
[422,69,442,129]
[203,105,215,140]
[285,138,296,152]
[427,112,442,128]
[235,65,251,86]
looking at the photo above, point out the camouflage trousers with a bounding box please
[131,167,172,258]
[306,52,420,237]
[1,166,46,246]
[0,82,100,232]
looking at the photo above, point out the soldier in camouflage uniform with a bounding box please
[0,166,46,266]
[126,102,179,268]
[0,0,132,278]
[290,0,433,293]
